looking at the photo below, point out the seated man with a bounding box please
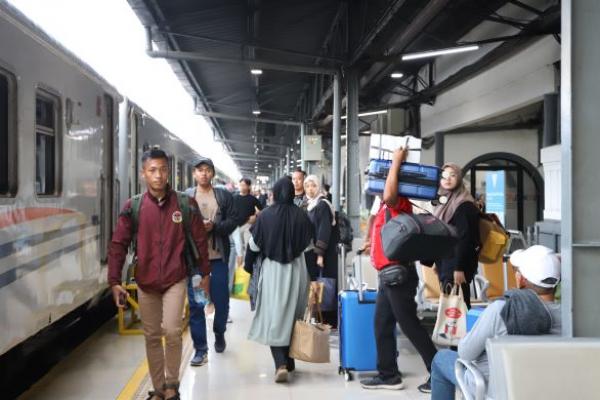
[430,245,562,400]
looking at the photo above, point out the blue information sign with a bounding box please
[486,171,506,225]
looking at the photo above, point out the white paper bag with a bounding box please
[432,285,468,346]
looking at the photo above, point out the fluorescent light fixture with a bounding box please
[401,45,479,61]
[252,110,261,115]
[250,69,263,75]
[390,72,404,79]
[341,109,387,120]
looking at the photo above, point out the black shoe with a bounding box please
[190,350,208,366]
[360,374,404,390]
[214,333,226,353]
[417,376,432,393]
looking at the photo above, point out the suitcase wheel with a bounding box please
[339,369,353,381]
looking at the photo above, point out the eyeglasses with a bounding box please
[441,171,458,180]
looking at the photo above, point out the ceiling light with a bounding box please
[250,69,263,75]
[390,72,404,79]
[401,45,479,61]
[341,109,387,120]
[252,110,261,115]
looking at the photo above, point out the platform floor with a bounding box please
[20,299,431,400]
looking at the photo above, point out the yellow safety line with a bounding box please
[116,359,149,400]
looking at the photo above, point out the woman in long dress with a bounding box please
[244,177,314,383]
[427,163,480,309]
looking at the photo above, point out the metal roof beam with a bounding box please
[362,0,451,88]
[216,138,289,149]
[196,110,302,126]
[145,27,337,75]
[349,0,408,65]
[157,30,344,64]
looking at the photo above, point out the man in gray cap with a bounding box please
[185,156,242,366]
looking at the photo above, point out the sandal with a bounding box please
[145,391,164,400]
[163,383,180,400]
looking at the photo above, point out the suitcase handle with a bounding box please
[356,249,365,302]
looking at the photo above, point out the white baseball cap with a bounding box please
[509,245,561,288]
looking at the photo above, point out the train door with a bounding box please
[99,94,114,263]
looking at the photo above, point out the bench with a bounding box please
[455,336,600,400]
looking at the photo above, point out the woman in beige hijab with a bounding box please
[428,163,480,308]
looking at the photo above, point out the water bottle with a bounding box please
[191,274,209,306]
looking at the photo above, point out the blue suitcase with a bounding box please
[338,250,378,381]
[366,159,441,200]
[339,290,378,381]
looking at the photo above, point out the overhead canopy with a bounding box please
[128,0,559,177]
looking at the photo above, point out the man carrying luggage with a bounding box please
[430,245,562,400]
[108,149,210,400]
[185,157,241,366]
[360,146,437,393]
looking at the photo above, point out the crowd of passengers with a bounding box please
[107,146,561,400]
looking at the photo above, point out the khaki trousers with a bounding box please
[137,279,187,391]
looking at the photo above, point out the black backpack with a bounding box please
[335,211,354,250]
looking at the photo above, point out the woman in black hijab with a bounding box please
[244,177,314,383]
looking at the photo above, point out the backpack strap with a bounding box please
[130,194,144,256]
[176,191,201,271]
[385,207,392,223]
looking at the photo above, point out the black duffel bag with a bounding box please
[381,208,457,263]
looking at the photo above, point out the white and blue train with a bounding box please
[0,2,228,358]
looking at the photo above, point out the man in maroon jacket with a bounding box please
[108,149,209,400]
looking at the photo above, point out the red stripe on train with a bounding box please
[0,208,77,229]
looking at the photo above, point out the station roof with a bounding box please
[128,0,559,176]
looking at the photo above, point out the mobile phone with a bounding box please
[118,292,127,307]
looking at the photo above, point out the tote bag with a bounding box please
[289,302,330,363]
[432,284,468,346]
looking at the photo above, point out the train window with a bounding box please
[35,90,61,196]
[0,71,17,197]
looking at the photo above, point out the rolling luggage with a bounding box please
[338,249,378,381]
[366,159,441,200]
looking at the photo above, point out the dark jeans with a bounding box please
[188,259,230,353]
[270,346,292,370]
[375,266,438,378]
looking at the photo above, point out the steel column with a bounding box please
[346,69,361,234]
[300,124,306,171]
[332,73,342,211]
[561,0,600,337]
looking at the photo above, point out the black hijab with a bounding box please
[251,177,314,264]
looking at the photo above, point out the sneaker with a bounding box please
[417,376,431,393]
[214,333,226,353]
[275,366,289,383]
[360,375,404,390]
[190,351,208,367]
